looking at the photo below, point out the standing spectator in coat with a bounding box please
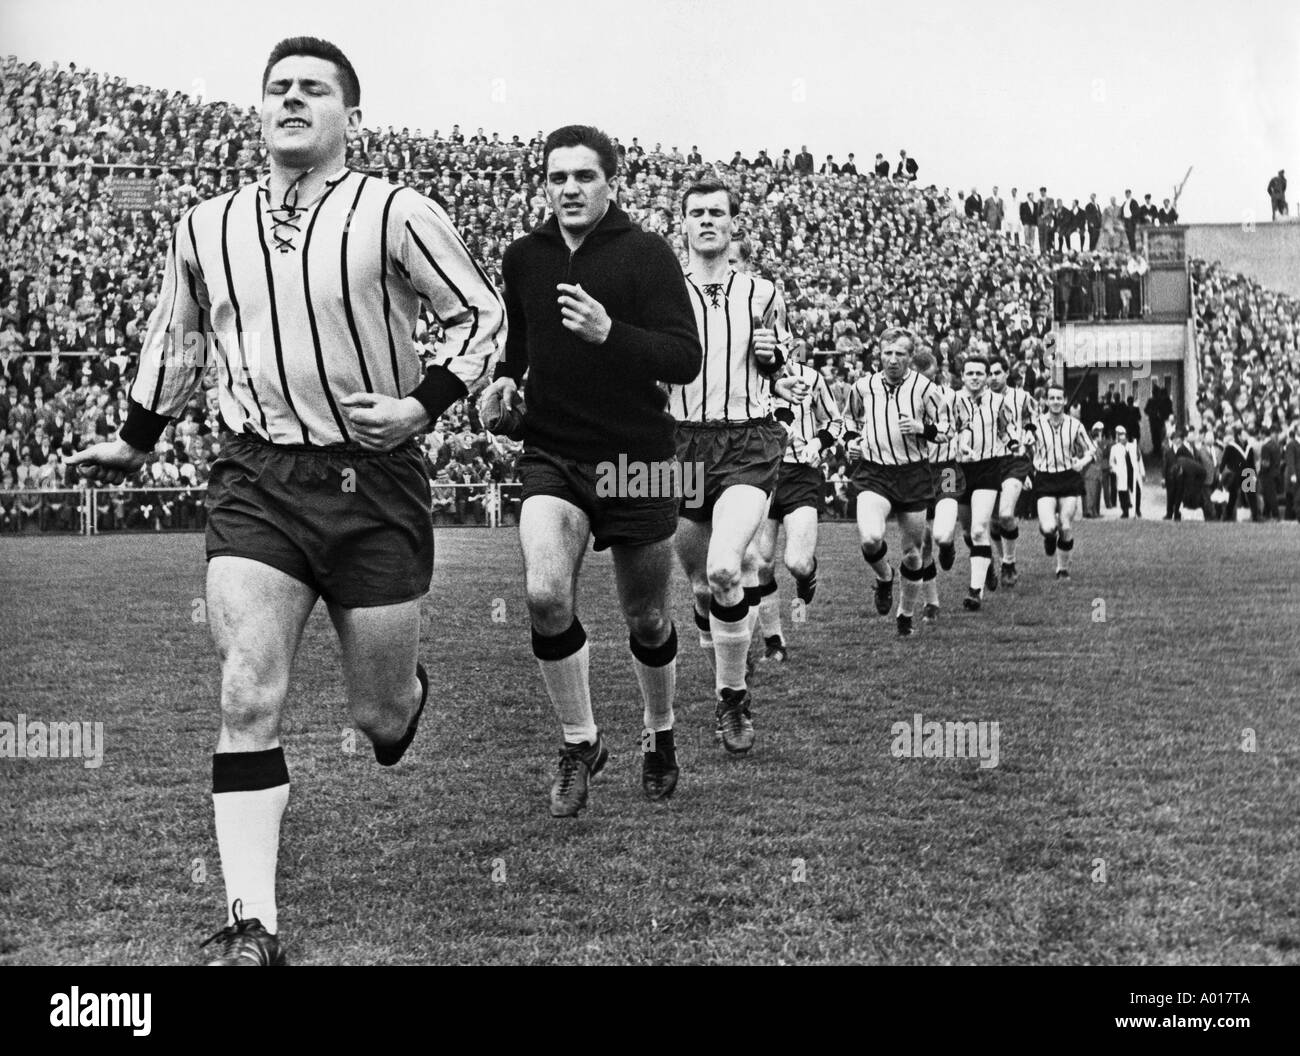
[1267,169,1287,219]
[1037,189,1056,253]
[1006,188,1021,244]
[1284,422,1300,521]
[1109,425,1142,517]
[1082,421,1107,517]
[1020,191,1039,253]
[1121,189,1140,251]
[873,153,890,178]
[794,145,814,175]
[1218,428,1249,521]
[1162,427,1183,519]
[1258,423,1284,519]
[982,186,1004,232]
[964,188,983,220]
[1084,194,1102,250]
[896,149,918,181]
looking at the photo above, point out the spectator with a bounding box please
[982,186,1003,232]
[895,149,918,181]
[794,144,814,175]
[1084,194,1102,250]
[1267,169,1287,220]
[873,153,890,178]
[1121,188,1139,251]
[1109,425,1142,517]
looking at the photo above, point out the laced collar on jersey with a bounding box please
[258,167,350,253]
[687,269,735,310]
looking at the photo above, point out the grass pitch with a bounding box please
[1,519,1297,965]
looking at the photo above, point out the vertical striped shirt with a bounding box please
[1033,412,1095,473]
[845,369,947,466]
[994,384,1039,448]
[954,388,1015,462]
[130,169,504,446]
[668,269,791,422]
[778,363,844,464]
[928,385,962,463]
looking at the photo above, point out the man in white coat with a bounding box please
[1108,425,1143,518]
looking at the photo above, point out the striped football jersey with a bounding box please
[1033,412,1095,472]
[668,269,791,422]
[953,388,1015,462]
[928,385,962,463]
[777,362,844,465]
[845,369,948,465]
[129,168,504,446]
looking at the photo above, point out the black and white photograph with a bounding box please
[0,0,1296,1006]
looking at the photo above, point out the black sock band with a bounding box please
[710,596,749,624]
[861,540,888,563]
[757,579,779,598]
[743,585,763,608]
[922,562,937,581]
[694,608,710,632]
[630,623,678,667]
[1058,537,1074,551]
[213,748,289,794]
[971,544,993,559]
[1003,525,1019,540]
[532,617,587,661]
[900,562,925,581]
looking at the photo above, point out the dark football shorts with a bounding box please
[205,431,433,608]
[675,418,784,523]
[769,461,824,521]
[1000,452,1034,484]
[960,457,1004,501]
[1034,469,1085,499]
[927,460,966,516]
[849,459,933,513]
[518,445,678,551]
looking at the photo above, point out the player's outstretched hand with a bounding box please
[65,438,148,485]
[556,283,611,344]
[773,374,810,404]
[339,392,429,452]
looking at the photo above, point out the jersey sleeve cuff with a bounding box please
[408,365,470,422]
[120,399,170,452]
[493,360,523,383]
[816,429,836,449]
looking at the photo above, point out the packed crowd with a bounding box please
[2,55,1297,530]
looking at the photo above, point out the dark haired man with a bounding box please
[71,36,504,965]
[1031,384,1094,578]
[478,125,700,815]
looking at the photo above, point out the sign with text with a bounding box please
[107,176,159,213]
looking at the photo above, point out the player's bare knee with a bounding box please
[707,563,742,597]
[786,553,814,580]
[900,546,923,570]
[525,580,573,633]
[625,607,670,647]
[219,666,285,735]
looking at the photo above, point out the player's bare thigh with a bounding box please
[999,476,1024,521]
[611,537,676,647]
[969,489,999,541]
[748,513,781,577]
[519,494,591,635]
[207,555,318,752]
[707,484,769,592]
[782,505,818,578]
[896,509,928,563]
[854,490,892,546]
[1037,495,1061,533]
[326,598,423,744]
[1058,496,1081,531]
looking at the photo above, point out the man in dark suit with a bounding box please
[794,145,814,175]
[1062,199,1084,250]
[1037,189,1056,253]
[1259,424,1284,519]
[819,154,838,175]
[1284,422,1300,520]
[964,188,983,220]
[1020,192,1040,253]
[1157,198,1179,225]
[687,145,703,165]
[896,149,918,181]
[1121,189,1139,250]
[1163,428,1184,519]
[841,153,858,176]
[873,153,890,177]
[1084,193,1102,249]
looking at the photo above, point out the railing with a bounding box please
[1054,266,1147,322]
[0,481,859,535]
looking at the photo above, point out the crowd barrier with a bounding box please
[0,481,859,535]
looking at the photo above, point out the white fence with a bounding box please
[0,483,525,535]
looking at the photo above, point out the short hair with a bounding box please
[987,355,1009,371]
[262,37,360,107]
[1046,382,1065,396]
[962,353,989,371]
[543,125,618,179]
[910,349,936,373]
[681,180,739,217]
[728,236,752,262]
[879,326,917,353]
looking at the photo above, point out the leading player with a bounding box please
[843,328,948,636]
[69,37,505,964]
[478,125,701,817]
[1031,383,1095,579]
[670,181,793,754]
